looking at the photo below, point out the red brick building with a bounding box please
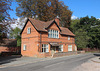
[21,18,77,57]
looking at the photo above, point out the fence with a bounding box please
[78,48,100,52]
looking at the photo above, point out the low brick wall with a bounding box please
[38,51,85,58]
[0,47,21,53]
[38,52,51,58]
[0,47,21,56]
[0,47,8,53]
[53,52,77,57]
[45,53,51,57]
[77,51,85,54]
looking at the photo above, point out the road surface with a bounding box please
[0,53,96,71]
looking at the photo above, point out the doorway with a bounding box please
[51,46,56,53]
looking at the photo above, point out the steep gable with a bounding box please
[20,18,45,34]
[45,20,61,31]
[21,18,60,34]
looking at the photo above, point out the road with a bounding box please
[0,53,96,71]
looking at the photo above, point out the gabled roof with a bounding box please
[45,20,61,31]
[28,18,48,32]
[29,18,61,31]
[20,18,75,36]
[60,27,75,36]
[20,18,60,34]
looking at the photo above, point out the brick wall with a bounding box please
[21,20,39,57]
[39,22,76,52]
[0,46,21,53]
[0,47,8,53]
[53,52,77,57]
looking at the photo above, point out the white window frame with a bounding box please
[68,45,72,51]
[27,27,31,34]
[48,29,59,38]
[68,36,70,40]
[42,44,49,53]
[23,44,26,51]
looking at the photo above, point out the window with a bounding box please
[68,45,72,51]
[23,44,26,51]
[59,45,63,52]
[27,27,31,34]
[68,36,70,40]
[48,29,59,38]
[42,44,49,53]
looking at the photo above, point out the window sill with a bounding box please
[48,37,59,39]
[27,33,31,34]
[39,52,49,54]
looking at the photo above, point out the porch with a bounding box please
[50,43,63,53]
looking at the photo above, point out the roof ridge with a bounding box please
[29,18,46,23]
[29,18,55,23]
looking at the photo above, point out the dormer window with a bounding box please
[27,27,31,34]
[48,29,59,38]
[68,36,70,40]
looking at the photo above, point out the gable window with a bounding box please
[48,29,59,38]
[59,45,63,52]
[42,44,49,53]
[27,27,31,34]
[23,44,26,51]
[68,45,72,51]
[68,36,70,40]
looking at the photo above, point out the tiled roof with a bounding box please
[21,18,75,36]
[29,18,55,32]
[60,27,75,36]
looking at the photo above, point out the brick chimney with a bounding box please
[55,17,60,26]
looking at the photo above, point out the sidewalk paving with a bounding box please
[73,57,100,71]
[91,57,100,63]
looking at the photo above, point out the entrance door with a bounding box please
[51,46,56,53]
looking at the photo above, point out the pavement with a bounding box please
[91,57,100,63]
[0,53,99,71]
